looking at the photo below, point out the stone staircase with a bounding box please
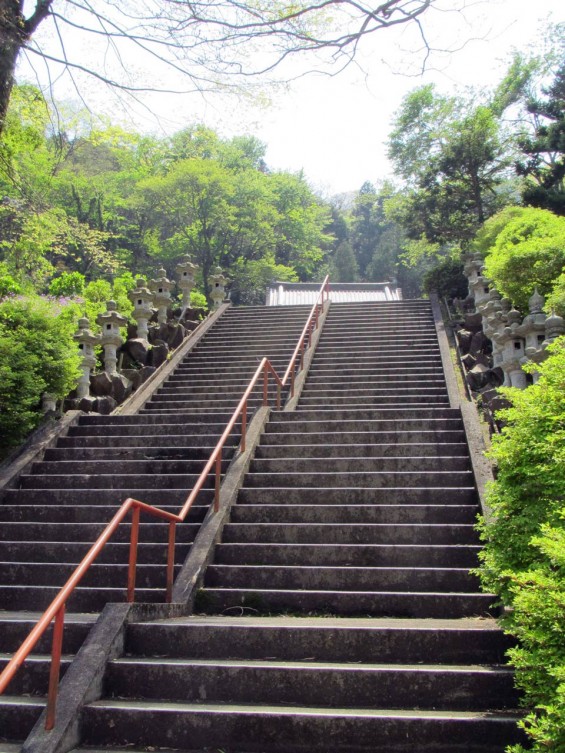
[0,304,311,748]
[68,301,523,752]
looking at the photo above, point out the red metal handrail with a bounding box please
[282,275,329,397]
[0,278,329,729]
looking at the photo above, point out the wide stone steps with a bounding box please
[237,487,477,505]
[0,303,313,746]
[229,503,477,523]
[249,456,470,473]
[255,442,470,458]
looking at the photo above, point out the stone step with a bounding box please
[19,473,214,490]
[237,487,477,505]
[298,385,449,397]
[266,407,461,421]
[0,540,190,565]
[0,522,198,543]
[44,446,228,461]
[248,457,471,474]
[260,431,467,446]
[30,459,230,476]
[103,656,516,711]
[79,700,524,752]
[125,615,508,664]
[198,588,498,619]
[67,423,238,437]
[229,503,477,524]
[0,488,213,506]
[0,653,73,695]
[243,471,476,488]
[214,543,480,568]
[0,562,181,589]
[0,503,205,523]
[78,413,235,425]
[205,564,480,593]
[0,585,165,611]
[57,434,233,449]
[255,443,470,458]
[0,611,95,654]
[265,419,463,434]
[0,696,45,744]
[220,523,478,545]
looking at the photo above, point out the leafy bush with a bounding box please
[482,208,565,312]
[0,274,22,297]
[422,258,468,299]
[477,338,565,752]
[0,295,81,458]
[48,271,86,297]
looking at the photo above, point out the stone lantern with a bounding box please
[74,316,99,398]
[492,307,527,388]
[149,267,174,324]
[96,301,127,376]
[516,289,547,359]
[209,266,227,309]
[543,310,565,348]
[176,256,198,309]
[128,277,154,340]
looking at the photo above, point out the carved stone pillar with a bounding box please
[129,278,154,340]
[73,316,99,398]
[149,267,174,324]
[96,301,127,376]
[176,256,198,309]
[210,266,227,309]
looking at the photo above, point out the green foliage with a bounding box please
[422,258,468,299]
[0,295,81,457]
[48,271,86,297]
[483,207,565,311]
[230,256,298,305]
[477,339,565,752]
[0,273,22,297]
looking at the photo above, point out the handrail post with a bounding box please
[241,400,247,453]
[127,505,140,603]
[214,451,222,513]
[276,382,281,409]
[263,361,269,406]
[45,604,65,730]
[166,521,176,603]
[290,365,295,397]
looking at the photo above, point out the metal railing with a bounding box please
[0,276,329,730]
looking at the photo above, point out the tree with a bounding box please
[1,1,446,136]
[387,85,513,247]
[517,60,565,215]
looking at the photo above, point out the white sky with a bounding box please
[18,0,564,196]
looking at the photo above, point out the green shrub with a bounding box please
[0,295,81,458]
[48,271,86,297]
[0,274,22,297]
[483,208,565,312]
[477,338,565,752]
[422,258,468,299]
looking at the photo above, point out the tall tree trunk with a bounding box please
[0,0,53,136]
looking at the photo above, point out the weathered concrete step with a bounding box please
[142,398,266,411]
[261,431,467,446]
[0,611,95,653]
[299,385,448,397]
[0,562,181,589]
[243,471,475,489]
[0,503,205,523]
[205,565,480,593]
[230,503,477,524]
[104,657,516,711]
[0,540,189,565]
[214,543,480,568]
[0,653,72,695]
[266,419,463,434]
[125,615,509,664]
[30,459,230,476]
[0,488,213,506]
[315,337,440,348]
[255,443,470,459]
[57,434,230,449]
[249,457,471,474]
[238,487,477,505]
[305,375,445,387]
[79,700,523,752]
[199,588,498,619]
[220,523,478,545]
[310,351,442,363]
[0,522,198,543]
[20,473,214,490]
[44,446,227,461]
[298,399,451,409]
[78,413,235,425]
[268,407,461,421]
[68,423,238,437]
[0,696,45,743]
[0,585,166,611]
[152,385,280,398]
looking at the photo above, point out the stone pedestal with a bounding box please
[96,301,128,376]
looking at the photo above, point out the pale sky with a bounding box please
[17,0,564,196]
